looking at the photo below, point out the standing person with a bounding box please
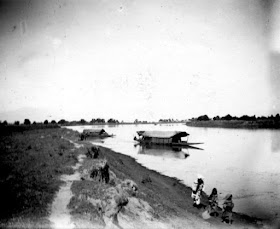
[207,188,219,217]
[221,194,234,224]
[191,174,205,207]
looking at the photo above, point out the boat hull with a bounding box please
[135,140,199,147]
[85,134,114,138]
[80,133,114,140]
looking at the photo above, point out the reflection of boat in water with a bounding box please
[137,144,190,159]
[80,129,114,140]
[134,131,203,150]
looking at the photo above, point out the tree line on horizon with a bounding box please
[0,117,186,126]
[0,118,121,126]
[1,114,280,127]
[192,114,280,121]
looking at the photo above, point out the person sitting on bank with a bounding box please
[191,174,205,207]
[221,194,234,224]
[207,188,219,217]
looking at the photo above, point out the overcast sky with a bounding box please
[0,0,279,122]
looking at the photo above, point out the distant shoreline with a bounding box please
[186,120,280,129]
[62,121,186,126]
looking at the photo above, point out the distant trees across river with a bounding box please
[191,114,280,122]
[187,114,280,129]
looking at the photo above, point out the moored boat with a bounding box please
[134,130,203,149]
[80,129,114,140]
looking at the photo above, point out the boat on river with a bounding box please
[80,129,114,140]
[134,130,203,149]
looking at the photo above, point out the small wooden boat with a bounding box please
[134,130,203,149]
[80,129,114,140]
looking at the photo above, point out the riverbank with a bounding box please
[186,120,280,129]
[78,145,268,229]
[0,127,275,228]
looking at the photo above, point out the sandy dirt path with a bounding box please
[49,142,85,229]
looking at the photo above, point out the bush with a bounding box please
[221,114,233,121]
[197,115,210,121]
[24,119,31,125]
[141,175,152,184]
[58,119,67,125]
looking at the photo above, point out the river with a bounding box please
[67,123,280,220]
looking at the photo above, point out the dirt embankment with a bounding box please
[66,143,271,229]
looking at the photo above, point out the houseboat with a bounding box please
[80,129,114,140]
[134,130,203,149]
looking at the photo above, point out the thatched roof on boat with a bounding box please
[83,129,106,134]
[137,131,189,139]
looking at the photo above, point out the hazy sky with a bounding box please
[0,0,279,122]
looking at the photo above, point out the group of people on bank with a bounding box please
[191,174,234,224]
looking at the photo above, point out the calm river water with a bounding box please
[67,124,280,220]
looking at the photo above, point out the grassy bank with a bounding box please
[0,127,84,228]
[186,120,280,129]
[0,124,60,135]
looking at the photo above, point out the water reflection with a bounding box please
[136,144,190,159]
[271,130,280,153]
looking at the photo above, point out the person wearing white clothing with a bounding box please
[191,174,205,207]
